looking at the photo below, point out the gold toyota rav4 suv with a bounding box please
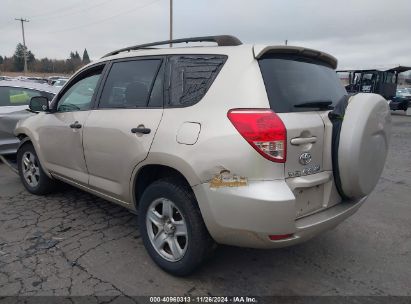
[15,35,391,275]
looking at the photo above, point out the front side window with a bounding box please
[57,67,103,112]
[99,59,162,108]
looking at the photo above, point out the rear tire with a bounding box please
[17,143,57,195]
[139,178,215,276]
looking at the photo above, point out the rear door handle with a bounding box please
[131,125,151,134]
[290,136,317,145]
[69,122,82,129]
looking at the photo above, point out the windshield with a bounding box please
[258,55,347,112]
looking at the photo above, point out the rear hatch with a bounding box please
[257,47,347,217]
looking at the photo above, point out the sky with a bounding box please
[0,0,410,69]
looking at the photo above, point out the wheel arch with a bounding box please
[17,133,30,147]
[15,133,52,178]
[132,164,198,210]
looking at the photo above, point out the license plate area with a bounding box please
[294,185,325,218]
[286,172,343,219]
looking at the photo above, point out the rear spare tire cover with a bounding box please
[338,93,391,199]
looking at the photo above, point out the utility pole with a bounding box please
[169,0,173,47]
[15,17,29,74]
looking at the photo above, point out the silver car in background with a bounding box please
[0,80,59,155]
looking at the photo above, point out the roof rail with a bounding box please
[102,35,242,58]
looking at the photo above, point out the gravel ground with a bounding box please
[0,115,410,297]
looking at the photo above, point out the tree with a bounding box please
[67,50,82,73]
[1,47,91,74]
[27,50,35,70]
[13,43,26,71]
[82,49,90,64]
[12,43,35,72]
[2,56,14,72]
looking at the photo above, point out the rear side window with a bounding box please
[99,59,162,108]
[259,55,346,113]
[166,55,227,107]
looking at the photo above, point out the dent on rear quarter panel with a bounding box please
[147,47,284,187]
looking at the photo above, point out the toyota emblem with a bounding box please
[299,152,312,165]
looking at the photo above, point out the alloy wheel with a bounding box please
[146,198,188,262]
[21,152,40,188]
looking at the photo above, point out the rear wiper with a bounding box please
[294,101,334,109]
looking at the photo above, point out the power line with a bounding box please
[15,17,30,74]
[32,0,114,21]
[0,22,14,33]
[29,0,86,18]
[49,0,162,34]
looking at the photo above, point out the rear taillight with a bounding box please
[227,109,287,163]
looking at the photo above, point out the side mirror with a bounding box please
[29,96,49,112]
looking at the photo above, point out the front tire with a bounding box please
[17,143,56,195]
[139,179,214,276]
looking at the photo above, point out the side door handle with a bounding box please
[69,121,82,129]
[290,136,317,145]
[131,125,151,134]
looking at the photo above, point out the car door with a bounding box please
[37,64,106,185]
[83,58,164,203]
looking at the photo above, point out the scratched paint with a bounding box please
[209,169,247,188]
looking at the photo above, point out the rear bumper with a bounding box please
[193,180,366,249]
[270,198,365,248]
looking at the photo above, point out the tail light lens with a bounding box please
[227,109,287,163]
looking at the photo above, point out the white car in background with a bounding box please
[53,78,68,88]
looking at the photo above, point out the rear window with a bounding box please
[258,55,346,113]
